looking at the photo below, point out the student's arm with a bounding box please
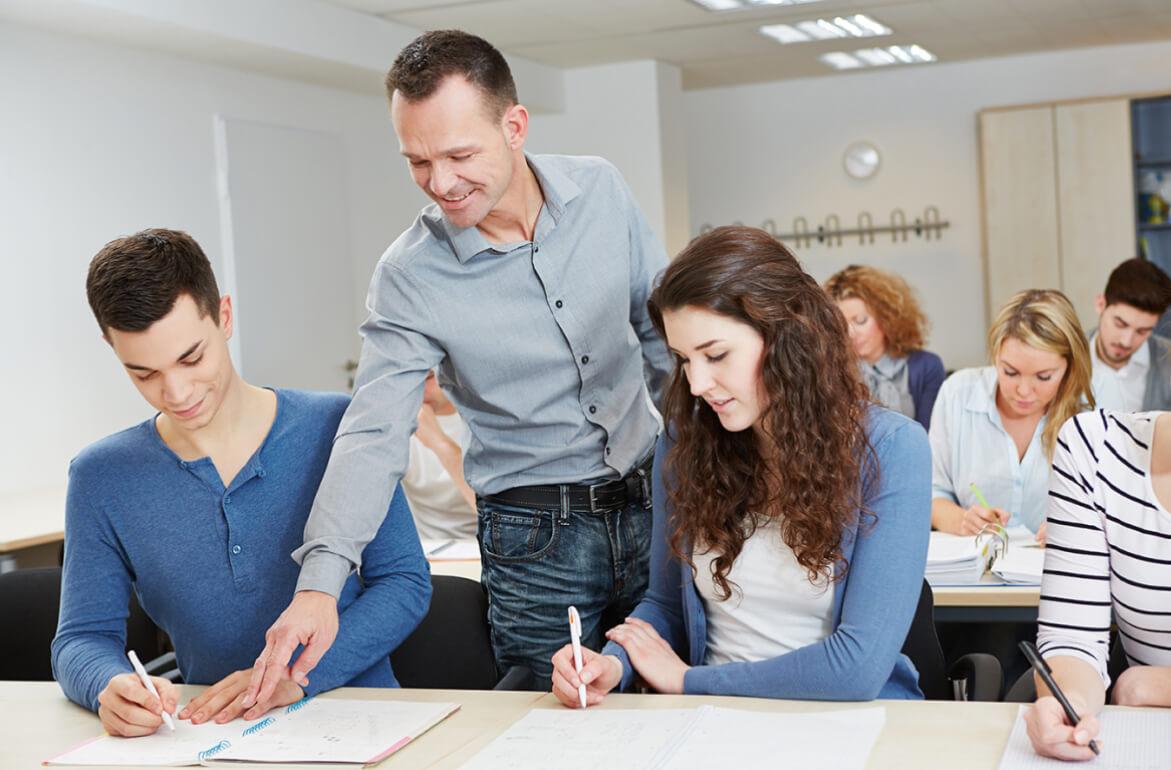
[297,484,432,695]
[1025,413,1111,759]
[681,419,932,700]
[413,405,477,511]
[51,462,143,711]
[567,435,688,695]
[620,172,673,409]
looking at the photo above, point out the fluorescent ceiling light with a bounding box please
[690,0,823,11]
[820,44,937,70]
[760,14,891,45]
[819,52,863,69]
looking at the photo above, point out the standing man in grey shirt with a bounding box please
[244,29,671,705]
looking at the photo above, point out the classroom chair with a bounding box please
[0,566,173,681]
[1003,632,1130,703]
[901,579,1003,701]
[389,574,533,690]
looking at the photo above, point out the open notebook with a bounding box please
[460,705,885,770]
[45,697,458,767]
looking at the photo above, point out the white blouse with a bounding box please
[693,519,834,666]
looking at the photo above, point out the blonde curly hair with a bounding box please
[824,264,928,358]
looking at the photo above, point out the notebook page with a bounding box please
[998,705,1171,769]
[210,698,459,764]
[44,716,242,766]
[659,705,885,770]
[458,708,698,770]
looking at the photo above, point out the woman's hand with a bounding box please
[1023,696,1101,761]
[180,668,303,725]
[959,504,1010,536]
[605,618,689,695]
[550,645,622,708]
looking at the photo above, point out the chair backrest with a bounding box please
[900,579,954,701]
[389,574,500,690]
[0,566,167,681]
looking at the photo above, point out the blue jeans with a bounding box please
[476,497,652,687]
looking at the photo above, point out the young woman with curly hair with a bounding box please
[550,226,932,704]
[825,264,946,429]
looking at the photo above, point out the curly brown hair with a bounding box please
[649,227,875,600]
[824,265,928,358]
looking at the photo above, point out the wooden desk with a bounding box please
[0,486,65,570]
[428,558,482,582]
[932,579,1041,623]
[0,681,1091,769]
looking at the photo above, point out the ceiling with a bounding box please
[323,0,1171,89]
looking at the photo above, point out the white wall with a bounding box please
[527,60,691,256]
[685,39,1171,369]
[0,21,418,495]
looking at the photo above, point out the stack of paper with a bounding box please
[991,542,1045,584]
[926,532,985,585]
[45,697,459,766]
[460,705,885,770]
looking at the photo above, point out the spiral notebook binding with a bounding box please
[197,740,231,761]
[285,696,313,714]
[241,716,276,736]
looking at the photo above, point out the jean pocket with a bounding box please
[480,504,558,563]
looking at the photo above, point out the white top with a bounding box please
[1039,409,1171,685]
[401,412,477,541]
[693,519,834,666]
[928,366,1050,532]
[1090,332,1149,413]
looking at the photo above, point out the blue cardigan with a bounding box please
[602,406,932,700]
[907,350,946,430]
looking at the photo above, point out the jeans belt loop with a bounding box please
[588,483,601,514]
[559,485,571,523]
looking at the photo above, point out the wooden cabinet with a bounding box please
[980,98,1136,329]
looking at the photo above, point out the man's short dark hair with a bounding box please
[385,30,518,120]
[86,228,221,335]
[1103,258,1171,315]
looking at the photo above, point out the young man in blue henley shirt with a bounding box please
[51,229,430,737]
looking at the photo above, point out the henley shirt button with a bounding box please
[232,545,242,555]
[589,406,597,415]
[581,355,589,364]
[224,496,231,505]
[555,300,563,309]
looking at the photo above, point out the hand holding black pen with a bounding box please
[1020,641,1102,759]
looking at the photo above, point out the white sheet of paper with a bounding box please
[423,539,482,561]
[998,705,1171,769]
[661,706,885,770]
[459,708,699,770]
[45,715,243,766]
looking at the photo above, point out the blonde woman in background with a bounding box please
[929,289,1094,542]
[825,265,945,429]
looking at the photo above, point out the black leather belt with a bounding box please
[482,452,654,514]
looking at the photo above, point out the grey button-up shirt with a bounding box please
[295,154,673,595]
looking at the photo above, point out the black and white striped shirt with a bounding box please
[1038,409,1171,685]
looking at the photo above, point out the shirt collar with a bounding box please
[964,366,1000,416]
[439,153,582,264]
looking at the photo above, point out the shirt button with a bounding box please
[232,545,242,555]
[224,496,231,505]
[555,300,563,309]
[581,355,589,365]
[589,406,597,415]
[605,447,611,456]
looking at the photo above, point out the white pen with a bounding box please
[127,650,175,731]
[567,606,587,708]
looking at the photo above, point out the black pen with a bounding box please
[1019,641,1100,756]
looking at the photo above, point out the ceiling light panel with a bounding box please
[690,0,823,11]
[820,45,938,70]
[759,14,891,45]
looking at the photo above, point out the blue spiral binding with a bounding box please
[197,740,231,761]
[241,716,276,736]
[285,696,313,714]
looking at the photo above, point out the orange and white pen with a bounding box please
[567,606,587,708]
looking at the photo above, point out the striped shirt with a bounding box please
[1038,409,1171,685]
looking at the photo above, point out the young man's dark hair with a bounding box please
[86,228,221,335]
[384,29,518,120]
[1103,258,1171,315]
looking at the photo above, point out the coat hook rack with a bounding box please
[698,206,950,248]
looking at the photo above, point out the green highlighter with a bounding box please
[969,482,993,510]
